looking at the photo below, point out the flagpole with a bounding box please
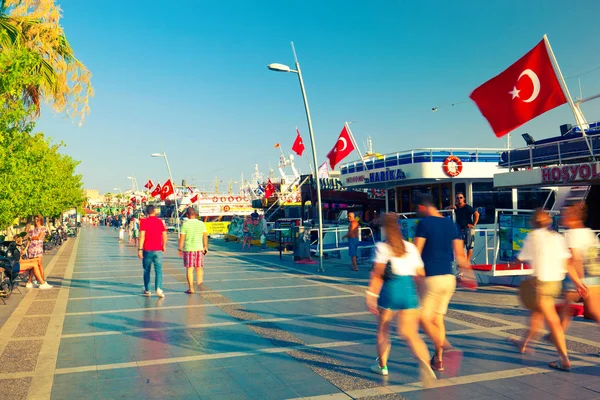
[543,34,595,160]
[345,122,369,169]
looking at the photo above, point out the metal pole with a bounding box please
[345,122,369,170]
[543,34,594,161]
[292,42,324,272]
[163,153,180,233]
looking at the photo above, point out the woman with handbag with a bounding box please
[365,214,436,387]
[511,209,587,371]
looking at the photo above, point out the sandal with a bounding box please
[548,360,571,372]
[185,289,194,294]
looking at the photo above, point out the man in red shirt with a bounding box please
[138,205,167,298]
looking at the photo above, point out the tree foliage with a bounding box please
[1,0,93,123]
[0,40,84,230]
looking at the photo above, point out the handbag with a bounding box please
[518,278,538,311]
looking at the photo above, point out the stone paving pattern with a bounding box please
[0,227,598,399]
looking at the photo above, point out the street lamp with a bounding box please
[126,176,139,193]
[151,152,180,233]
[268,42,325,273]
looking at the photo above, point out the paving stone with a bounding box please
[12,315,51,338]
[0,339,43,373]
[25,300,56,316]
[35,290,60,300]
[0,377,32,400]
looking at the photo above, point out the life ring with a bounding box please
[443,156,463,177]
[212,196,218,202]
[223,205,231,212]
[228,196,234,202]
[235,196,242,202]
[220,196,226,202]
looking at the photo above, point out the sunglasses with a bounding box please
[456,196,464,199]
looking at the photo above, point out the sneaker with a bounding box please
[430,356,444,372]
[38,283,53,290]
[26,283,33,289]
[142,289,151,297]
[156,288,165,298]
[370,359,388,376]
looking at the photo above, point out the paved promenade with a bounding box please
[0,226,599,400]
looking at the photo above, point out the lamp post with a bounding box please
[151,152,180,233]
[127,176,139,193]
[268,42,325,272]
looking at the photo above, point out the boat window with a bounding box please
[517,189,555,210]
[472,182,512,225]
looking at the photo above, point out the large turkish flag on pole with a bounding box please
[160,179,175,200]
[470,39,567,138]
[326,125,356,170]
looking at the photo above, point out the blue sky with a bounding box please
[36,0,600,193]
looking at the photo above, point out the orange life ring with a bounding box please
[443,156,463,177]
[223,205,231,212]
[228,196,234,202]
[235,196,242,202]
[212,196,218,202]
[220,196,226,202]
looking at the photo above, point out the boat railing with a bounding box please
[340,147,505,174]
[501,131,600,169]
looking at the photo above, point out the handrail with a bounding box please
[502,132,600,168]
[340,147,505,171]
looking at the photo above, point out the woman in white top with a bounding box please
[558,204,599,335]
[513,209,586,371]
[366,214,436,386]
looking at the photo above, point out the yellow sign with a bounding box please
[205,221,231,235]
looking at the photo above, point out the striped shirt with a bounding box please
[180,219,207,251]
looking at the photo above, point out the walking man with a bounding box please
[414,195,474,372]
[178,207,208,293]
[138,205,166,298]
[447,192,479,262]
[343,212,360,271]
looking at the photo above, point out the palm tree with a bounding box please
[0,0,92,122]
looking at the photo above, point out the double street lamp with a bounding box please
[268,42,325,272]
[151,152,180,233]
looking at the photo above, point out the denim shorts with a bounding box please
[378,275,419,311]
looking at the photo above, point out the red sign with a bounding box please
[541,162,600,184]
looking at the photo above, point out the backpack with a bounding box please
[584,242,600,277]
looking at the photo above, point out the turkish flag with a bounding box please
[190,194,199,203]
[130,196,136,204]
[150,184,161,198]
[160,179,175,200]
[470,39,567,138]
[292,129,305,156]
[327,125,356,170]
[142,196,147,203]
[264,179,275,199]
[144,179,154,190]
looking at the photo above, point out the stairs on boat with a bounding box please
[552,186,590,210]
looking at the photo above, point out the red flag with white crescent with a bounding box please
[326,125,356,170]
[144,179,154,190]
[151,184,161,198]
[160,179,175,200]
[470,39,567,138]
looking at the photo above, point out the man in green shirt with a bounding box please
[178,207,208,293]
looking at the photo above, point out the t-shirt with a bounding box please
[518,228,571,282]
[180,219,207,252]
[564,228,598,253]
[373,241,424,276]
[455,204,475,229]
[564,228,599,277]
[140,216,166,251]
[415,216,459,277]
